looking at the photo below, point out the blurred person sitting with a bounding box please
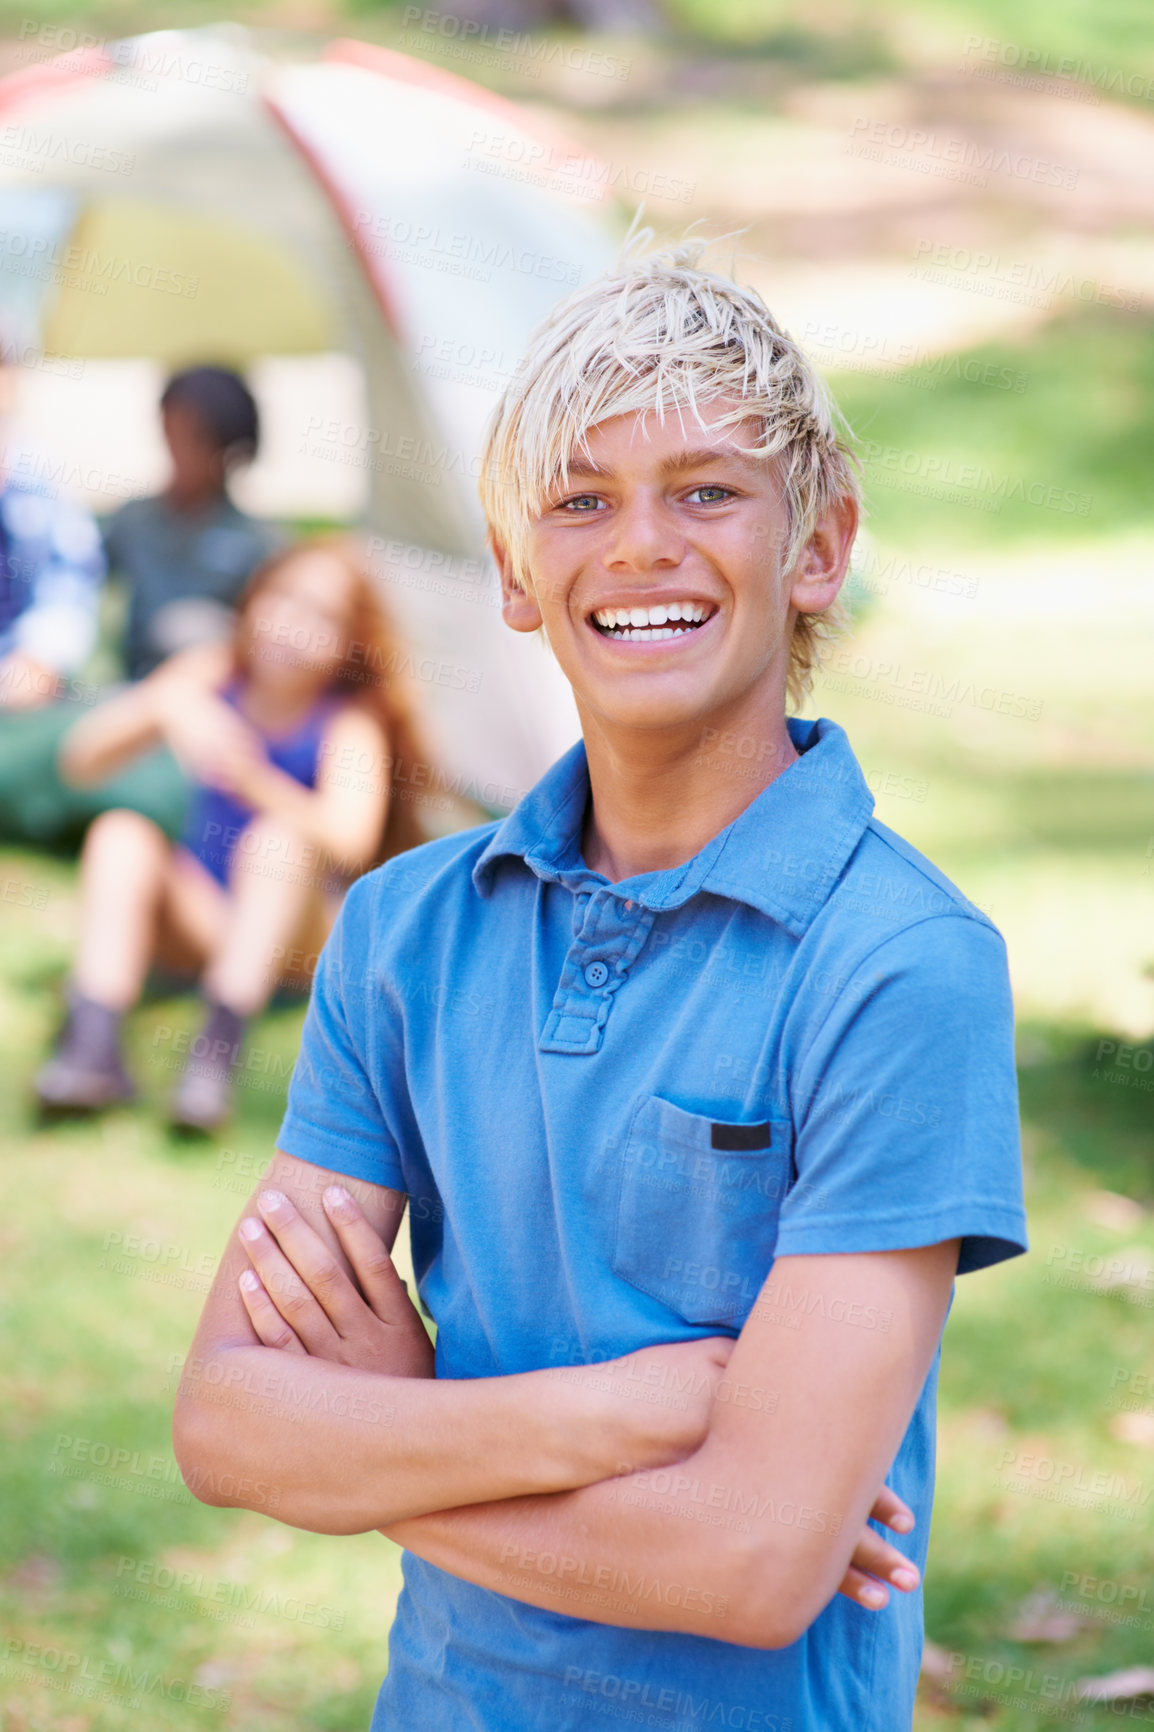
[0,333,106,709]
[103,363,282,680]
[0,362,281,846]
[35,536,425,1133]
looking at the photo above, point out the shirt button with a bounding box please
[584,960,609,989]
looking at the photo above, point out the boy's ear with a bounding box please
[788,494,858,617]
[489,531,543,635]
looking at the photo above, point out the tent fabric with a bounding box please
[42,200,338,358]
[0,25,618,801]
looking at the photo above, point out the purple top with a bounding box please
[180,679,342,888]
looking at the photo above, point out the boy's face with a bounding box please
[494,398,855,739]
[162,401,226,503]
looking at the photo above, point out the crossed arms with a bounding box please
[173,1148,958,1650]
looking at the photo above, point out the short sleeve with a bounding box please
[775,915,1027,1275]
[277,876,408,1192]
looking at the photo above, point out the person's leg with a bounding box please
[202,817,322,1017]
[169,819,328,1133]
[37,810,176,1110]
[72,809,173,1009]
[156,846,231,970]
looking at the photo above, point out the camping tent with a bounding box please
[0,27,621,804]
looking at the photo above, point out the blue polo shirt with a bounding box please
[278,714,1027,1732]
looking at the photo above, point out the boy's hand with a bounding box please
[576,1335,736,1471]
[240,1186,919,1610]
[237,1184,435,1379]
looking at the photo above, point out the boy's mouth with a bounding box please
[588,600,717,642]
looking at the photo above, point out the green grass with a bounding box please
[830,309,1154,554]
[0,859,404,1727]
[914,1070,1154,1728]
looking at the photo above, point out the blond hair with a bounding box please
[478,233,861,705]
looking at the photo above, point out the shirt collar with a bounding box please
[472,715,875,937]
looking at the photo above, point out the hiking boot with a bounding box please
[169,999,247,1134]
[35,990,135,1115]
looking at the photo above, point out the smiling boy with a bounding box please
[174,244,1027,1730]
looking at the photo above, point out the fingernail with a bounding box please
[259,1190,287,1213]
[324,1185,353,1214]
[863,1585,887,1607]
[239,1218,261,1241]
[239,1269,259,1290]
[892,1513,913,1532]
[893,1568,920,1591]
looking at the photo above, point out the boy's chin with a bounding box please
[580,688,723,737]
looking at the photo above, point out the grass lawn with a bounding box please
[0,898,409,1728]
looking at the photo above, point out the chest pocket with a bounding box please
[612,1094,792,1330]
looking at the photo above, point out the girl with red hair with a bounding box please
[37,536,425,1131]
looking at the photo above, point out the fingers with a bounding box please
[837,1564,895,1612]
[238,1201,346,1354]
[239,1268,307,1353]
[321,1186,414,1324]
[868,1482,914,1535]
[843,1520,921,1608]
[257,1189,374,1327]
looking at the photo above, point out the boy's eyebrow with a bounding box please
[651,446,758,474]
[561,446,765,482]
[656,446,765,476]
[559,457,612,480]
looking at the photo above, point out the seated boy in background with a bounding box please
[103,364,281,681]
[175,242,1027,1731]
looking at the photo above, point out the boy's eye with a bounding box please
[559,494,604,513]
[684,485,733,504]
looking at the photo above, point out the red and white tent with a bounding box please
[0,27,622,803]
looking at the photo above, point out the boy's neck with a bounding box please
[579,708,799,883]
[165,481,226,514]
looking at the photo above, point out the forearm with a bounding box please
[175,1335,649,1535]
[59,682,159,784]
[242,763,381,871]
[383,1438,780,1647]
[383,1248,960,1647]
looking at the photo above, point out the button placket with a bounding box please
[538,890,656,1055]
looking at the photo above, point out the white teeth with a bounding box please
[591,600,714,636]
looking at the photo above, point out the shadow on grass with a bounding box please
[1017,1019,1154,1201]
